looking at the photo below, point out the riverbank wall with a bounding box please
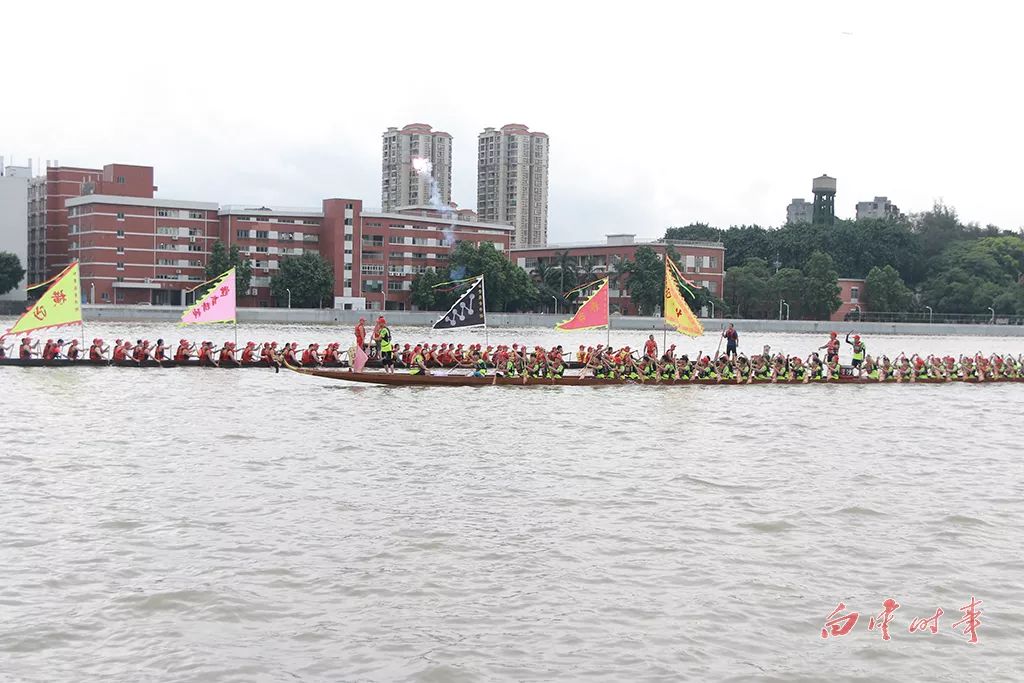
[74,305,1024,337]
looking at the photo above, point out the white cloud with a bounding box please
[4,0,1022,240]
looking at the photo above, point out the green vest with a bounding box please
[379,327,393,353]
[852,344,865,361]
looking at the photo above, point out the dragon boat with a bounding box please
[288,367,1024,387]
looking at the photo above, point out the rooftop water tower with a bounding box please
[812,174,836,226]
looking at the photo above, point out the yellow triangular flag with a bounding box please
[5,263,82,336]
[664,261,704,337]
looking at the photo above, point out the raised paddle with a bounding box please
[715,325,725,359]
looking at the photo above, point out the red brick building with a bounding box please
[832,278,866,322]
[512,234,725,315]
[28,164,102,284]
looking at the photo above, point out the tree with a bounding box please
[664,222,721,243]
[800,251,842,320]
[270,252,334,307]
[724,258,775,318]
[770,268,807,319]
[617,246,663,315]
[919,235,1024,314]
[0,252,25,296]
[864,265,913,311]
[206,241,253,295]
[410,242,538,312]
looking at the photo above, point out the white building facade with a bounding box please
[381,124,452,212]
[477,124,549,248]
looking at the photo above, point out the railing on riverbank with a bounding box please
[842,311,1024,326]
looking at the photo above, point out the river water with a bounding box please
[2,322,1022,681]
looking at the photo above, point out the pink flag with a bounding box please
[181,269,236,325]
[353,344,369,373]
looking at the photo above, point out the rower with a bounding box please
[89,338,108,362]
[174,339,193,362]
[241,342,257,364]
[321,343,337,365]
[301,343,320,366]
[66,339,81,361]
[219,342,238,366]
[282,342,298,366]
[137,340,152,362]
[198,341,218,367]
[153,339,168,362]
[112,341,130,363]
[548,346,566,378]
[42,339,59,361]
[259,342,274,364]
[409,344,429,375]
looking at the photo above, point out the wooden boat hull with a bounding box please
[290,368,1024,387]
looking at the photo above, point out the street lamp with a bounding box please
[551,295,557,315]
[925,305,933,324]
[779,299,785,320]
[286,288,291,309]
[783,302,791,320]
[988,306,995,324]
[709,300,715,318]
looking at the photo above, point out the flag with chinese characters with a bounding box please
[181,268,236,324]
[556,278,609,331]
[5,262,82,336]
[664,260,704,337]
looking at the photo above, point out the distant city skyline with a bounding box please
[5,2,1022,239]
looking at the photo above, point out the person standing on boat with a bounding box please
[355,317,367,355]
[371,316,386,358]
[845,333,865,372]
[378,317,395,374]
[820,332,840,364]
[722,323,739,359]
[644,334,658,360]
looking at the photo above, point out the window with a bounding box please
[116,262,125,270]
[101,292,110,301]
[237,216,252,221]
[157,259,173,266]
[255,246,269,253]
[850,287,860,303]
[157,209,173,217]
[157,226,176,235]
[188,228,201,236]
[255,230,269,239]
[117,212,125,220]
[189,211,204,219]
[302,219,318,225]
[70,224,78,234]
[361,264,385,275]
[709,256,718,269]
[188,244,202,252]
[116,247,125,255]
[116,276,125,283]
[278,218,294,224]
[344,218,353,225]
[236,230,248,239]
[116,175,126,184]
[116,229,125,238]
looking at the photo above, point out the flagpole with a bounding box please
[606,278,611,348]
[479,275,488,346]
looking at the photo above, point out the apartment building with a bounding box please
[477,124,549,248]
[381,124,452,211]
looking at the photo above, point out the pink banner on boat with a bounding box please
[181,269,236,324]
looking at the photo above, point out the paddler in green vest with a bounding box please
[409,344,429,375]
[377,317,395,374]
[846,332,866,376]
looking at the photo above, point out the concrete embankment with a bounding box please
[75,304,1024,337]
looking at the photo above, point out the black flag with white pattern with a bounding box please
[432,277,485,329]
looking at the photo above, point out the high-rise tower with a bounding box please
[381,124,452,211]
[477,124,549,248]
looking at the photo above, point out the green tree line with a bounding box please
[667,203,1024,317]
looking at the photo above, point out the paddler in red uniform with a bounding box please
[112,341,130,362]
[819,332,840,363]
[282,342,298,366]
[66,339,81,361]
[152,339,168,362]
[644,334,658,360]
[301,343,321,366]
[218,342,238,365]
[241,341,257,364]
[174,339,193,362]
[197,341,217,366]
[41,339,58,360]
[88,338,106,361]
[259,342,275,363]
[355,317,367,354]
[20,337,40,359]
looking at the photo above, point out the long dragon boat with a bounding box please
[288,367,1023,387]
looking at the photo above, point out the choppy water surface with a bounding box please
[2,322,1023,681]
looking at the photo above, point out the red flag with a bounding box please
[556,278,609,331]
[353,345,369,373]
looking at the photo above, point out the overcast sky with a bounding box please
[5,1,1021,241]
